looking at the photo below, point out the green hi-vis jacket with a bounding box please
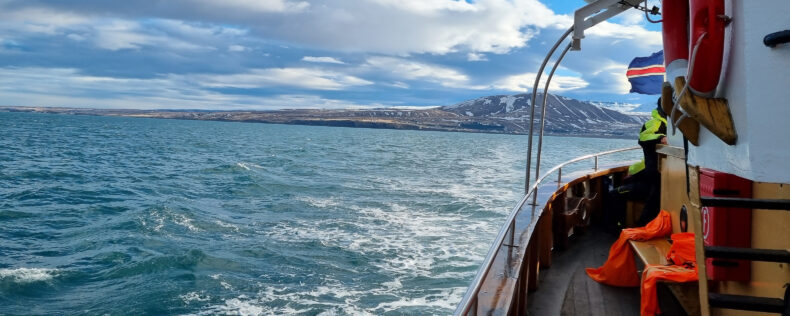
[628,109,668,175]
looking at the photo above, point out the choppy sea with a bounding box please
[0,111,637,315]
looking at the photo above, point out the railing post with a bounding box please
[557,168,562,188]
[594,156,599,171]
[509,220,515,249]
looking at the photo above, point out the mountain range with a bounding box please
[1,93,649,137]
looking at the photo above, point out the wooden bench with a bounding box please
[629,239,701,316]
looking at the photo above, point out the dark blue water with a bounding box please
[0,111,636,315]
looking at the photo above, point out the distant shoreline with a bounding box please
[0,106,635,140]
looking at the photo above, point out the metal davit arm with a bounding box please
[572,0,643,50]
[525,27,573,195]
[534,43,573,205]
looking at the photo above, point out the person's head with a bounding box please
[655,97,667,118]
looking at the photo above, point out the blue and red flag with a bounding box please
[627,50,665,95]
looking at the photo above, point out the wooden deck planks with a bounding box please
[527,229,640,315]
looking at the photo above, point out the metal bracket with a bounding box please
[572,0,642,50]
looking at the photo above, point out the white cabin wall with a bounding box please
[688,0,790,182]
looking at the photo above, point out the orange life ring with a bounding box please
[688,0,726,96]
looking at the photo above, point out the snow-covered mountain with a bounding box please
[442,93,647,136]
[587,101,644,114]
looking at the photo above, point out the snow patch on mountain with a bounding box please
[587,101,646,114]
[501,95,518,113]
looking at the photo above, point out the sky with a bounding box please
[0,0,664,110]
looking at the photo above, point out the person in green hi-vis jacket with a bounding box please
[606,98,667,231]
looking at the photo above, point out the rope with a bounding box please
[671,32,707,135]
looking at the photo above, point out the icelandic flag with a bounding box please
[626,50,665,95]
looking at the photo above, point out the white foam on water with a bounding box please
[220,281,234,290]
[372,286,467,313]
[0,267,59,283]
[139,207,205,235]
[296,196,340,209]
[195,281,465,315]
[173,214,200,232]
[140,209,166,233]
[207,297,266,316]
[213,220,240,232]
[180,291,211,304]
[266,200,494,275]
[236,162,263,171]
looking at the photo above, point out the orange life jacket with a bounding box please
[585,210,673,287]
[641,232,697,316]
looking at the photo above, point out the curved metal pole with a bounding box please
[533,43,573,204]
[525,27,574,195]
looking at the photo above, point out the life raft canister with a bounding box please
[661,0,689,83]
[688,0,726,96]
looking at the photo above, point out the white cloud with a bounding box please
[302,56,346,64]
[191,68,373,90]
[192,0,310,13]
[66,33,86,41]
[467,53,488,62]
[618,10,645,26]
[0,1,661,57]
[365,56,485,89]
[0,67,363,109]
[367,0,477,14]
[241,0,562,55]
[0,7,89,35]
[586,21,662,48]
[587,62,632,94]
[391,81,409,89]
[494,72,589,93]
[228,45,247,52]
[94,21,152,50]
[0,1,668,107]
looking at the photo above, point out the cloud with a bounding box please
[190,68,373,90]
[0,0,564,55]
[391,81,409,89]
[493,72,589,93]
[365,56,485,89]
[467,53,488,62]
[228,44,247,52]
[191,0,310,13]
[0,7,89,35]
[0,66,363,109]
[618,10,646,26]
[583,62,632,94]
[0,1,668,108]
[586,21,662,48]
[302,56,345,64]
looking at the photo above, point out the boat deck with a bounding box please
[527,229,640,315]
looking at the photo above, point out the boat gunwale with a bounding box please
[455,146,640,315]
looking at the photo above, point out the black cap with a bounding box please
[656,97,667,118]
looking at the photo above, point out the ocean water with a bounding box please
[0,111,637,315]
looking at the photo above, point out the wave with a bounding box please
[189,282,465,315]
[0,267,59,283]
